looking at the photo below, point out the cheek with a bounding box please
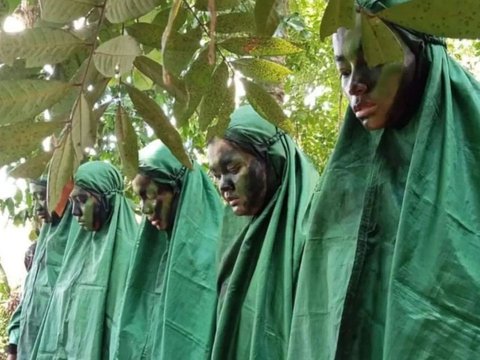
[372,64,403,98]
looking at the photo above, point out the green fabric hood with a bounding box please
[113,141,223,359]
[31,161,138,360]
[297,18,480,360]
[211,106,319,359]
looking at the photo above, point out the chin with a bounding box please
[360,117,387,130]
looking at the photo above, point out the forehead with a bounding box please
[207,138,253,165]
[332,27,361,61]
[70,185,89,198]
[132,173,172,194]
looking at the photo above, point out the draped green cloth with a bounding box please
[10,204,78,359]
[30,161,138,360]
[211,106,319,359]
[294,2,480,359]
[112,141,223,359]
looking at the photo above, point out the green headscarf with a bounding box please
[113,141,223,359]
[30,161,138,359]
[11,202,78,360]
[211,106,319,359]
[296,1,480,359]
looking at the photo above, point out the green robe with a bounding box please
[113,142,223,359]
[295,3,480,359]
[211,106,319,359]
[31,161,138,360]
[13,205,77,360]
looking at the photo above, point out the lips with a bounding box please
[353,100,378,119]
[224,194,239,207]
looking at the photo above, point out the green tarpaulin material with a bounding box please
[30,161,138,360]
[211,106,319,359]
[9,203,77,359]
[292,1,480,359]
[112,141,223,359]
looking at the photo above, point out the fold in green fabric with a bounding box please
[295,3,480,359]
[211,106,319,359]
[30,161,138,360]
[12,203,78,359]
[113,141,223,360]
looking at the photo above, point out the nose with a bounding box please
[219,175,234,193]
[347,78,368,96]
[72,202,82,217]
[141,200,154,215]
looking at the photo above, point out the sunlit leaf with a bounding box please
[233,58,291,84]
[255,0,281,36]
[115,105,139,180]
[219,36,302,56]
[71,93,93,161]
[198,61,229,130]
[93,35,141,77]
[0,120,64,167]
[212,12,255,34]
[106,0,164,23]
[0,80,71,125]
[242,78,288,126]
[0,28,84,67]
[9,151,53,179]
[320,0,355,40]
[194,0,240,11]
[125,84,192,168]
[40,0,99,23]
[361,13,403,67]
[47,132,78,213]
[378,0,480,39]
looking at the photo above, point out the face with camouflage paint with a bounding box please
[208,138,267,216]
[70,185,104,231]
[333,26,416,129]
[132,174,176,230]
[30,182,51,223]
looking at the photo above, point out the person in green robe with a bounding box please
[6,178,77,360]
[293,1,480,358]
[207,105,318,359]
[30,161,138,360]
[112,140,223,360]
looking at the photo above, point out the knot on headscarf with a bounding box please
[138,140,187,193]
[223,105,286,161]
[74,161,124,197]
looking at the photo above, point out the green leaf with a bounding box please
[194,0,240,11]
[0,60,41,81]
[361,13,403,67]
[71,93,93,161]
[9,151,53,179]
[115,105,139,180]
[0,28,84,67]
[127,23,163,48]
[233,58,291,84]
[212,12,255,34]
[163,28,202,77]
[0,120,64,167]
[175,49,214,127]
[198,62,229,131]
[106,0,164,23]
[320,0,355,40]
[39,0,100,23]
[219,36,302,56]
[255,0,281,36]
[242,78,287,126]
[206,82,235,141]
[47,131,78,213]
[0,80,71,125]
[125,84,192,168]
[93,35,141,77]
[378,0,480,39]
